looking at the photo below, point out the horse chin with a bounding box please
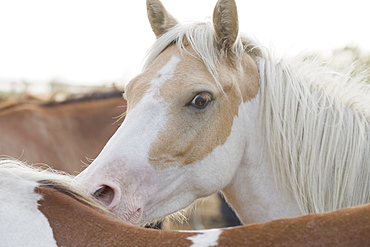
[112,204,144,226]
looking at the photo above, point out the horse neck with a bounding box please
[37,186,198,246]
[38,185,135,245]
[221,84,302,224]
[254,56,370,214]
[39,184,370,245]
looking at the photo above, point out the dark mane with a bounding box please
[0,89,124,112]
[41,89,124,107]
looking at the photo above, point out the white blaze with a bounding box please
[149,55,181,95]
[72,55,183,223]
[105,55,181,157]
[84,55,182,164]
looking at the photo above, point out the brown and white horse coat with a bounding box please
[1,161,369,246]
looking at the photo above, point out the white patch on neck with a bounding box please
[0,176,57,246]
[185,229,222,247]
[220,95,302,223]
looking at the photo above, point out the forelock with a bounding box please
[142,20,263,90]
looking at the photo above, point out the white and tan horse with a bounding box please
[1,160,369,246]
[73,0,370,225]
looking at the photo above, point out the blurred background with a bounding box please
[1,0,369,95]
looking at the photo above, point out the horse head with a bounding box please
[73,0,259,225]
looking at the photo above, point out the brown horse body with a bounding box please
[39,185,370,246]
[0,90,125,174]
[1,161,368,246]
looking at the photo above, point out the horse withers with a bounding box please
[74,0,370,226]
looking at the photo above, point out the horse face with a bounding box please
[73,0,259,225]
[73,44,259,225]
[128,46,244,170]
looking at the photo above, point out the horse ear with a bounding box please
[213,0,239,50]
[147,0,179,37]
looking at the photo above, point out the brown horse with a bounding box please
[0,89,125,174]
[2,160,369,246]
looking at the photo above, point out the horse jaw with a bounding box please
[219,94,303,224]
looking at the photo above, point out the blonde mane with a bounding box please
[143,20,370,214]
[0,159,73,184]
[257,56,370,214]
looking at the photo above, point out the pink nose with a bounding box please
[93,185,118,208]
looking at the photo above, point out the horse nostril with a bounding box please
[93,185,115,207]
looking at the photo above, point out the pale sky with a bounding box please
[0,0,369,92]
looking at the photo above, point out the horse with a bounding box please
[73,0,370,226]
[0,89,125,175]
[1,160,369,246]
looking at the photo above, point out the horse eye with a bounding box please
[190,93,212,109]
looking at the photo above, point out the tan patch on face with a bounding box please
[124,49,178,112]
[240,53,260,102]
[142,45,260,169]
